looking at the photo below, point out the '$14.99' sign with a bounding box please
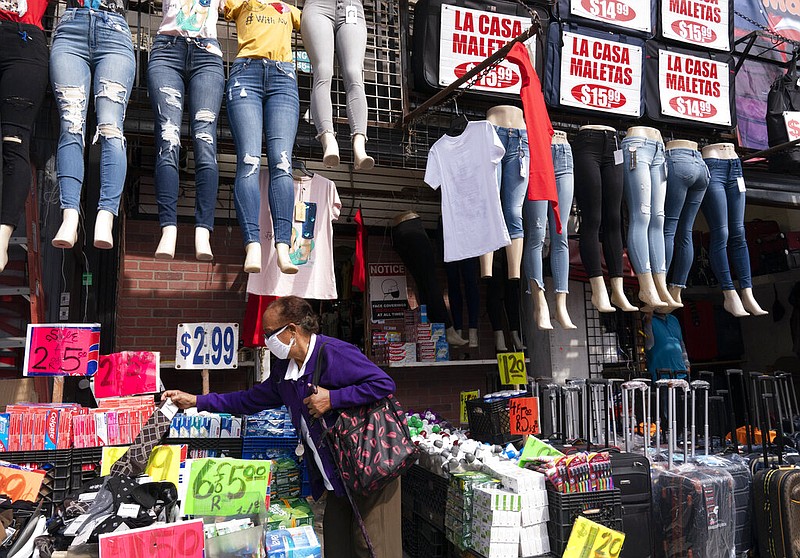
[175,323,238,370]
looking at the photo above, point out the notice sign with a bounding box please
[94,351,160,399]
[509,397,539,435]
[368,263,409,322]
[560,31,642,117]
[0,464,45,502]
[661,0,729,51]
[570,0,652,33]
[439,4,535,95]
[784,111,800,141]
[23,323,101,377]
[175,323,238,370]
[99,519,204,558]
[459,390,480,424]
[185,458,271,516]
[658,50,730,126]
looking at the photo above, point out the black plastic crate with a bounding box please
[70,447,103,489]
[165,437,243,459]
[415,513,447,558]
[402,515,418,558]
[407,465,448,530]
[0,450,71,514]
[466,397,524,445]
[547,489,624,556]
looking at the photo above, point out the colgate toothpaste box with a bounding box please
[0,414,10,452]
[44,409,60,450]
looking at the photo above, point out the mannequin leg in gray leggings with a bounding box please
[301,0,372,168]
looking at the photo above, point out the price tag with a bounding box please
[23,323,101,377]
[563,515,626,558]
[737,176,746,193]
[99,519,204,558]
[508,397,540,435]
[100,445,183,487]
[613,149,623,165]
[0,465,45,502]
[93,351,161,399]
[185,458,271,517]
[345,4,357,23]
[497,352,527,385]
[459,390,480,424]
[117,503,140,519]
[175,323,238,370]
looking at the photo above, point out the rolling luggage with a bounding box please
[692,379,753,558]
[651,379,736,558]
[752,378,800,558]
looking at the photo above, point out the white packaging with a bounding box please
[473,517,520,542]
[474,487,522,512]
[520,505,549,526]
[473,507,521,528]
[520,523,550,557]
[520,490,548,509]
[472,536,518,558]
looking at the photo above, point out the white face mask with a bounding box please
[265,326,295,360]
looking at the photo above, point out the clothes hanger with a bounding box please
[292,158,314,177]
[446,98,469,137]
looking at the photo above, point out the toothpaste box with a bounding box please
[474,487,522,512]
[520,522,550,556]
[44,409,60,450]
[263,526,321,558]
[0,414,10,452]
[388,343,416,366]
[220,415,232,437]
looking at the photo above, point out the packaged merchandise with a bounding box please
[263,526,321,558]
[270,458,302,499]
[244,408,296,438]
[266,498,314,530]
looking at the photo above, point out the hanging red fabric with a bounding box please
[506,41,561,234]
[242,294,277,347]
[352,208,366,292]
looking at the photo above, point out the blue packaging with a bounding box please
[264,526,321,558]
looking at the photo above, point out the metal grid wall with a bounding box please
[583,288,645,379]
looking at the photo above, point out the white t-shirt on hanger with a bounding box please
[424,120,510,262]
[247,172,342,300]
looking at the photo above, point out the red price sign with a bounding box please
[99,519,204,558]
[0,465,45,502]
[94,351,161,399]
[509,397,540,435]
[23,324,101,377]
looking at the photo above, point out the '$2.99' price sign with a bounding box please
[175,323,238,370]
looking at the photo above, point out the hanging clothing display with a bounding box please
[425,120,510,262]
[247,172,342,299]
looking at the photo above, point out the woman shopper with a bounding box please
[162,295,401,558]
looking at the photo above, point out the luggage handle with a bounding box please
[726,368,755,451]
[759,376,788,465]
[690,380,710,457]
[620,381,650,454]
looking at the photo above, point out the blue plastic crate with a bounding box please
[242,436,299,461]
[300,461,311,497]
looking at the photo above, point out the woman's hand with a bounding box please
[304,385,332,418]
[161,390,197,410]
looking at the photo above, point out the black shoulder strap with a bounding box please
[311,340,329,388]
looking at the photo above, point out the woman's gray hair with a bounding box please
[269,296,320,333]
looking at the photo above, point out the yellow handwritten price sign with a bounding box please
[101,445,182,487]
[460,390,480,424]
[185,458,270,517]
[564,516,626,558]
[0,465,45,502]
[497,352,527,385]
[509,397,540,435]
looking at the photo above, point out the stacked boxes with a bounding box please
[444,471,499,551]
[266,498,314,531]
[388,342,416,366]
[244,408,296,438]
[169,413,241,439]
[270,457,303,499]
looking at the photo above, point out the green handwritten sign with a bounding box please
[185,458,270,517]
[518,434,564,469]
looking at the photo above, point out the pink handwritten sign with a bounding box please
[23,324,101,377]
[94,351,160,398]
[99,519,204,558]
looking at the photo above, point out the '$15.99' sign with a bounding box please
[175,323,238,370]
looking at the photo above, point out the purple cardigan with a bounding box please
[196,335,395,500]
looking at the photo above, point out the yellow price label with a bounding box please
[564,516,626,558]
[497,352,527,385]
[459,390,480,424]
[101,445,183,487]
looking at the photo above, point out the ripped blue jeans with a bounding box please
[226,58,299,246]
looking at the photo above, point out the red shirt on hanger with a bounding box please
[0,0,50,29]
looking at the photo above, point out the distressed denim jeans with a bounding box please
[622,136,667,274]
[524,143,573,293]
[494,126,528,239]
[226,58,299,246]
[50,8,135,216]
[664,149,709,288]
[147,34,224,231]
[701,158,752,290]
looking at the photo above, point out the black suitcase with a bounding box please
[652,379,736,558]
[766,58,800,174]
[554,0,656,38]
[410,0,545,95]
[752,379,800,558]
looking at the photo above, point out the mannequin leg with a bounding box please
[352,133,373,171]
[637,272,667,308]
[653,272,680,308]
[195,227,213,261]
[530,280,552,330]
[740,288,768,316]
[554,292,577,329]
[668,285,683,306]
[485,275,507,350]
[506,238,524,280]
[245,242,262,274]
[494,331,508,352]
[52,208,80,249]
[468,328,479,348]
[94,209,114,249]
[622,140,655,278]
[505,277,525,349]
[0,225,12,273]
[723,289,749,317]
[155,225,177,260]
[610,277,637,312]
[444,261,464,333]
[301,4,339,167]
[479,252,494,278]
[589,276,614,313]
